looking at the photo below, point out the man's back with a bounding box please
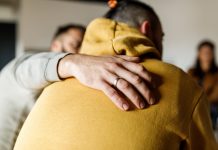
[14,59,217,150]
[14,18,217,150]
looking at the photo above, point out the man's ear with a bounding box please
[140,21,151,36]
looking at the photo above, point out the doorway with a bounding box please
[0,22,16,70]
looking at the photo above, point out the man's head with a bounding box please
[105,0,164,55]
[51,24,86,53]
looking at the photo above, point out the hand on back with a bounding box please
[58,54,157,111]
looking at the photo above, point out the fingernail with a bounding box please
[149,98,155,105]
[122,104,129,111]
[140,102,146,109]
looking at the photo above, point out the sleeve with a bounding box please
[14,52,70,90]
[186,93,218,150]
[0,52,69,150]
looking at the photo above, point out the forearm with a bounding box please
[14,52,70,90]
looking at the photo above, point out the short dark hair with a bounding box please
[104,0,160,30]
[53,24,86,40]
[198,40,215,51]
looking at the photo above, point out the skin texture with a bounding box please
[58,54,156,111]
[57,20,164,111]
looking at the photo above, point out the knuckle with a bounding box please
[119,80,130,89]
[101,70,109,77]
[104,62,111,68]
[133,95,141,103]
[132,75,143,84]
[105,62,119,69]
[108,89,118,98]
[145,73,152,82]
[139,84,150,94]
[137,65,145,72]
[143,88,151,97]
[116,57,124,63]
[114,97,123,104]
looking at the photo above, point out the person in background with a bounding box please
[0,21,156,150]
[51,24,85,53]
[14,1,217,150]
[188,40,218,130]
[0,23,85,150]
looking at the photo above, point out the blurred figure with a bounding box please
[0,23,85,150]
[51,24,85,53]
[188,40,218,129]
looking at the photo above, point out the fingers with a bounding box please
[114,55,154,87]
[113,66,155,105]
[103,72,146,109]
[71,54,156,111]
[121,61,155,87]
[101,82,130,111]
[116,78,146,109]
[115,55,140,62]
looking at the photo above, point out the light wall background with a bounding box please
[18,0,107,54]
[0,5,16,23]
[18,0,218,71]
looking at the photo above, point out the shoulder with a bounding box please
[144,59,193,80]
[143,59,203,109]
[187,68,196,75]
[144,59,204,130]
[143,59,202,97]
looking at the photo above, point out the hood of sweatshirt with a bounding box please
[80,18,161,59]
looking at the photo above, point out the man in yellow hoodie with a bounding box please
[14,0,217,150]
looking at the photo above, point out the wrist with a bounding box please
[58,54,78,79]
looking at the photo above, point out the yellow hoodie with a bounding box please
[14,18,217,150]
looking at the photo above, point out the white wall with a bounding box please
[0,5,17,23]
[144,0,218,71]
[19,0,107,54]
[19,0,218,71]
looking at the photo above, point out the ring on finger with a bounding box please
[113,77,122,88]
